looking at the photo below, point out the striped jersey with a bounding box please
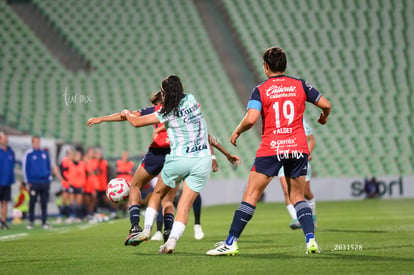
[155,93,210,158]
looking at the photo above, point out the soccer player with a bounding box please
[116,151,134,183]
[23,136,53,230]
[279,119,316,230]
[67,150,86,222]
[83,147,99,221]
[207,47,331,256]
[88,75,240,253]
[57,148,74,223]
[0,132,15,230]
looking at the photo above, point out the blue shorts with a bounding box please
[278,163,312,181]
[141,148,170,176]
[161,155,212,193]
[252,154,308,178]
[0,186,11,201]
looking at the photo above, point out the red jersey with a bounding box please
[59,157,71,189]
[137,105,170,149]
[248,75,321,157]
[116,160,134,182]
[84,158,99,194]
[69,161,86,188]
[96,159,108,191]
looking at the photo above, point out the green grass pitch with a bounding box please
[1,199,413,274]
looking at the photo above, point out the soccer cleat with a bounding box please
[27,223,34,230]
[1,222,9,230]
[158,239,176,254]
[124,225,144,246]
[306,238,321,254]
[42,224,51,230]
[125,227,150,246]
[206,241,239,256]
[151,231,163,241]
[194,224,205,240]
[163,229,171,243]
[289,219,302,230]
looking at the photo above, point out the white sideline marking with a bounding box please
[0,233,28,241]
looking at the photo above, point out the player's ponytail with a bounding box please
[160,75,184,116]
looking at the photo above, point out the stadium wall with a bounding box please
[201,176,414,206]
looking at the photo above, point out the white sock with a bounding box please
[307,198,316,216]
[287,204,297,220]
[169,221,186,241]
[144,207,158,231]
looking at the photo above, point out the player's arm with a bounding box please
[87,111,141,127]
[122,110,160,127]
[210,146,219,172]
[307,134,315,161]
[209,134,241,166]
[152,124,166,141]
[315,96,331,125]
[230,108,260,146]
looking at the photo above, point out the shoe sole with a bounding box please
[124,235,149,246]
[207,251,239,256]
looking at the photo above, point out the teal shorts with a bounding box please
[160,155,212,193]
[278,163,312,181]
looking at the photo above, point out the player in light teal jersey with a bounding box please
[278,119,317,229]
[118,75,240,254]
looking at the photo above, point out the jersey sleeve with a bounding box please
[136,106,155,116]
[301,80,321,104]
[246,87,262,111]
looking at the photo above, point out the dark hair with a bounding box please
[160,75,184,116]
[151,91,163,105]
[263,47,287,73]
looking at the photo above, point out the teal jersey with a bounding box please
[303,119,312,136]
[155,93,211,158]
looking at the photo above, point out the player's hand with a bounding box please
[230,131,240,146]
[212,159,219,172]
[87,117,102,127]
[317,113,328,125]
[308,154,312,161]
[227,154,241,167]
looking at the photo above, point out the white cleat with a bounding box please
[158,239,176,254]
[151,231,163,241]
[194,224,205,240]
[206,241,239,256]
[306,238,321,254]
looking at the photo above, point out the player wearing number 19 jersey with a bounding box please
[207,46,331,256]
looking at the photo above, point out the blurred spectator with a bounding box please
[12,182,30,224]
[0,132,15,230]
[95,149,116,218]
[56,148,75,224]
[66,150,86,223]
[116,151,134,182]
[23,136,52,230]
[83,147,99,220]
[365,177,379,198]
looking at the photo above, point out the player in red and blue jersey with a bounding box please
[207,46,331,256]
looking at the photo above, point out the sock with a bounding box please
[129,204,140,226]
[164,213,174,231]
[306,198,316,216]
[294,201,314,242]
[193,194,201,225]
[69,204,75,218]
[226,201,256,245]
[169,221,186,241]
[144,207,158,231]
[286,204,297,220]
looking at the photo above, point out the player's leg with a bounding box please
[192,194,204,240]
[40,183,50,228]
[304,164,316,226]
[151,206,163,241]
[0,187,10,229]
[161,184,179,242]
[75,192,83,220]
[27,185,38,229]
[279,169,301,229]
[207,171,272,256]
